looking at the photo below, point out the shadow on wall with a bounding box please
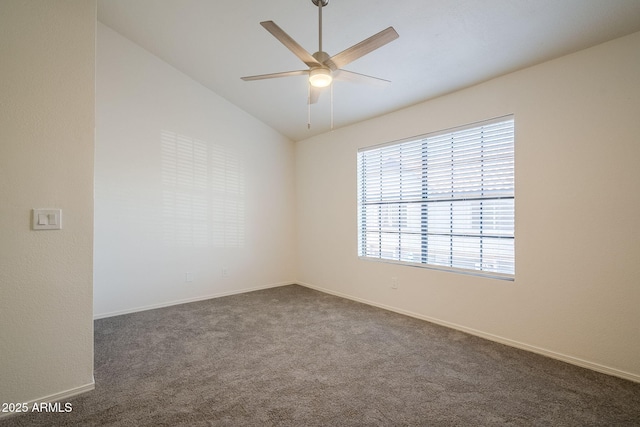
[160,130,245,249]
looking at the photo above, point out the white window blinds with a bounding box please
[357,116,515,278]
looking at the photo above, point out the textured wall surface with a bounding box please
[0,1,96,403]
[94,23,296,318]
[296,31,640,381]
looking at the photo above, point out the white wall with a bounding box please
[0,1,96,404]
[94,23,296,317]
[296,31,640,381]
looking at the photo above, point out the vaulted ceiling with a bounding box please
[98,0,640,142]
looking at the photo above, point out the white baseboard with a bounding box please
[297,281,640,384]
[0,380,95,420]
[94,281,296,320]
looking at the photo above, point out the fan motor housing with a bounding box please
[312,51,330,63]
[311,0,329,7]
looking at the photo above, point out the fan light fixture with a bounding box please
[241,0,398,128]
[309,68,332,87]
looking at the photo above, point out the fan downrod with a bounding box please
[311,0,329,7]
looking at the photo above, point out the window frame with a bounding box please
[357,115,515,280]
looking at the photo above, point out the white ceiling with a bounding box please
[98,0,640,142]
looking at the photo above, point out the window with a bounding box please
[357,116,514,279]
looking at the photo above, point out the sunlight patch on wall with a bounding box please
[161,130,245,248]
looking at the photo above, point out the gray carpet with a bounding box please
[3,284,640,426]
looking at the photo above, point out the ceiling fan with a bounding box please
[241,0,399,105]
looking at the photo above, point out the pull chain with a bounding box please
[307,84,311,129]
[330,82,334,131]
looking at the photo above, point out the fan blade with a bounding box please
[325,27,399,70]
[333,69,390,86]
[260,21,322,68]
[309,86,321,104]
[241,70,309,81]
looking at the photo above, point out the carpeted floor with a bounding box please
[3,284,640,426]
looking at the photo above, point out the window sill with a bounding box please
[358,256,515,281]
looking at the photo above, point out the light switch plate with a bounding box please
[32,209,62,230]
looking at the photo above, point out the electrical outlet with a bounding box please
[185,272,194,282]
[221,266,229,277]
[391,277,398,289]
